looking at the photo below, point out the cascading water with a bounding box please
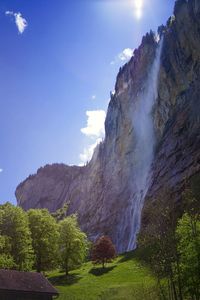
[126,36,164,251]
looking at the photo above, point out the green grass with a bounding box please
[48,252,160,300]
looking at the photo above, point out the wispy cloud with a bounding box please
[5,11,28,34]
[0,169,3,173]
[91,95,96,100]
[79,110,106,165]
[111,48,134,65]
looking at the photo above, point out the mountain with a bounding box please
[16,0,200,253]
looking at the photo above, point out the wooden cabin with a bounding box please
[0,269,59,300]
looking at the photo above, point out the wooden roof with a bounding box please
[0,269,58,295]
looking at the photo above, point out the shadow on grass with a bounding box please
[118,247,154,275]
[49,273,81,286]
[89,266,116,276]
[118,250,136,263]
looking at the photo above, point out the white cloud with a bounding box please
[91,95,96,100]
[111,48,134,65]
[79,110,106,165]
[0,169,3,173]
[6,11,28,34]
[81,110,106,138]
[79,138,102,165]
[118,48,133,61]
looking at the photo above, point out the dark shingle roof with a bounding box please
[0,269,58,295]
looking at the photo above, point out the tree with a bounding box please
[138,191,183,300]
[91,236,116,269]
[0,203,34,271]
[52,203,68,221]
[0,235,15,269]
[59,215,88,276]
[176,213,200,299]
[28,209,59,272]
[138,184,200,300]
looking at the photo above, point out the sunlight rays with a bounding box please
[134,0,143,20]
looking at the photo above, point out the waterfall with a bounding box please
[127,36,164,251]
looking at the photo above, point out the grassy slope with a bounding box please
[48,252,160,300]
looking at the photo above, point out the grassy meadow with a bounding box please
[48,252,160,300]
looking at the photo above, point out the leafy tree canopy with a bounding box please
[59,215,88,275]
[0,203,34,271]
[28,209,59,272]
[91,236,116,269]
[176,213,200,298]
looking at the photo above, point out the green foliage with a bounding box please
[0,202,88,275]
[182,183,200,217]
[52,203,68,221]
[59,215,88,275]
[138,184,200,300]
[0,235,15,269]
[0,201,88,275]
[0,254,15,269]
[138,193,178,280]
[28,209,59,272]
[176,213,200,298]
[0,203,34,271]
[48,253,158,300]
[0,235,11,254]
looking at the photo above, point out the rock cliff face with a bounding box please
[16,0,200,253]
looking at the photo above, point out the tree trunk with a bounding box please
[102,259,105,269]
[168,279,172,300]
[170,277,178,300]
[157,278,167,300]
[175,253,183,300]
[37,256,41,273]
[65,258,69,276]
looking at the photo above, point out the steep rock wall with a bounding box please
[16,0,200,253]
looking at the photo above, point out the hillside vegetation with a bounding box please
[48,252,159,300]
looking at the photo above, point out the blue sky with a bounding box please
[0,0,174,204]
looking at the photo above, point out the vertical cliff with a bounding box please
[16,0,200,253]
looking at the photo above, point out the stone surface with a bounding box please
[16,0,200,253]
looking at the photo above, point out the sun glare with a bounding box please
[134,0,143,20]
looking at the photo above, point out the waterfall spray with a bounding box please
[127,36,164,251]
